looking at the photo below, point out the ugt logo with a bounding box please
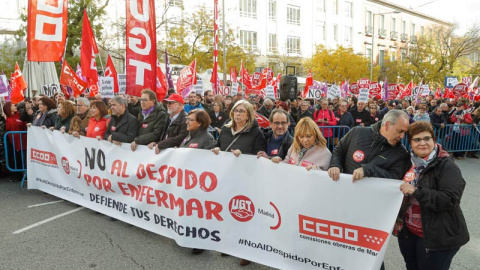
[229,195,255,222]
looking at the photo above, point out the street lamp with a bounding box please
[370,11,400,81]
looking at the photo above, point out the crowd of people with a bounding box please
[0,88,475,269]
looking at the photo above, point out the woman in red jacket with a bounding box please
[86,101,109,139]
[313,99,337,152]
[3,101,27,182]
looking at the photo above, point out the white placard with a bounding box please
[99,77,115,98]
[118,74,126,95]
[327,85,340,99]
[305,87,323,99]
[358,88,370,103]
[0,75,9,97]
[420,85,430,96]
[230,83,238,96]
[193,84,204,96]
[265,85,275,99]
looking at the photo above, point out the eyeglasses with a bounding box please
[186,118,197,122]
[233,109,247,114]
[273,121,288,126]
[411,136,433,143]
[139,98,149,103]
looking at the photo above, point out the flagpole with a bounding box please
[98,54,105,76]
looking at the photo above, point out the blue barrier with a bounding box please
[4,131,27,187]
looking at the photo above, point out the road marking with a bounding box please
[13,207,85,235]
[28,200,64,208]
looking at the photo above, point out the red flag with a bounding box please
[240,62,252,93]
[126,0,157,97]
[399,80,413,99]
[80,10,99,96]
[156,58,167,100]
[60,60,88,97]
[27,0,68,61]
[105,54,119,94]
[303,69,313,97]
[271,73,282,98]
[230,67,237,83]
[11,63,27,104]
[176,59,197,97]
[434,87,442,98]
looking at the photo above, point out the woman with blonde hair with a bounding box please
[272,117,331,171]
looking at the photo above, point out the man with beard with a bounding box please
[256,108,293,160]
[202,90,215,114]
[104,96,138,145]
[184,92,204,113]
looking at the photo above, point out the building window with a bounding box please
[287,5,300,25]
[317,21,326,40]
[344,26,352,43]
[333,24,338,42]
[366,48,372,62]
[402,20,406,34]
[286,36,300,54]
[401,50,406,61]
[420,26,424,36]
[239,0,257,18]
[390,51,396,62]
[367,11,372,27]
[379,50,385,67]
[411,23,416,36]
[168,0,182,7]
[345,2,352,18]
[240,30,257,50]
[268,33,277,52]
[269,1,276,21]
[380,15,385,30]
[332,0,338,15]
[317,0,325,12]
[391,18,396,31]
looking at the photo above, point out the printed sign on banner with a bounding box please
[27,127,403,270]
[327,85,340,99]
[193,83,204,95]
[118,74,126,95]
[453,83,468,97]
[265,86,275,99]
[99,77,115,98]
[305,86,323,99]
[462,77,472,86]
[420,85,430,96]
[445,76,459,88]
[231,83,239,96]
[350,83,359,95]
[358,78,370,89]
[358,88,369,103]
[42,84,60,97]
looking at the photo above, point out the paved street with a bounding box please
[1,158,478,270]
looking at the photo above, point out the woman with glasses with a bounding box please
[395,121,469,270]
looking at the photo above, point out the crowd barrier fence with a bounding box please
[3,131,27,187]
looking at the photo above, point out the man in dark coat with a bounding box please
[257,108,293,160]
[105,96,138,144]
[257,98,274,119]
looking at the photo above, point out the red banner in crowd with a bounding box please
[11,63,27,104]
[105,54,119,94]
[80,9,99,96]
[27,0,68,61]
[240,62,252,93]
[156,58,167,100]
[369,82,381,99]
[176,59,197,97]
[453,83,468,97]
[210,0,219,94]
[358,78,370,89]
[388,84,399,99]
[60,60,88,97]
[126,0,157,97]
[350,83,359,95]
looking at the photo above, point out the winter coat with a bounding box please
[349,109,371,127]
[78,111,91,136]
[334,111,355,128]
[283,144,332,171]
[104,112,139,143]
[54,114,74,132]
[209,110,229,129]
[157,110,188,150]
[86,117,108,139]
[257,106,272,119]
[329,121,411,180]
[297,110,313,121]
[413,113,430,122]
[216,120,266,155]
[313,109,337,137]
[179,128,216,149]
[32,109,57,128]
[264,130,294,160]
[184,102,204,113]
[5,113,27,151]
[430,112,446,129]
[399,147,469,250]
[128,102,141,118]
[135,103,168,145]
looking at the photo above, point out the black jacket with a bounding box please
[402,148,469,250]
[135,103,168,145]
[264,130,294,159]
[329,121,410,179]
[157,109,188,150]
[209,110,229,129]
[349,109,371,127]
[216,120,266,155]
[334,111,354,128]
[32,109,57,128]
[128,102,142,118]
[104,112,139,143]
[257,106,272,118]
[429,112,446,129]
[180,128,216,150]
[297,110,313,121]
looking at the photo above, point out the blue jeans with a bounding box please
[398,228,460,270]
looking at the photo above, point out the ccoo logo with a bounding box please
[229,195,255,222]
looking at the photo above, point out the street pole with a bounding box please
[222,0,227,87]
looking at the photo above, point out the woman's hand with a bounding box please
[72,131,80,138]
[256,151,269,159]
[306,165,317,171]
[96,135,102,141]
[131,141,138,151]
[400,182,416,195]
[271,156,282,163]
[147,142,157,150]
[26,123,32,128]
[48,126,53,131]
[231,149,242,157]
[211,147,220,155]
[155,145,161,155]
[60,126,66,133]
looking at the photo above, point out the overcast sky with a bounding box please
[388,0,479,34]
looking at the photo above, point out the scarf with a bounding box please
[409,145,437,187]
[296,143,317,166]
[141,105,155,119]
[33,111,47,126]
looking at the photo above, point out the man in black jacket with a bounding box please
[349,100,371,126]
[328,109,411,182]
[257,108,293,160]
[105,96,139,144]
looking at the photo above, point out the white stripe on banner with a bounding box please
[26,127,403,270]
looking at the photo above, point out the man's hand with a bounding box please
[131,141,138,151]
[96,135,102,141]
[271,156,282,163]
[107,135,112,142]
[440,123,445,128]
[27,108,34,116]
[328,167,341,181]
[231,149,242,157]
[306,165,317,171]
[147,142,157,149]
[113,140,122,146]
[72,131,80,138]
[400,182,416,195]
[352,167,365,182]
[211,147,220,155]
[155,145,161,155]
[256,151,269,159]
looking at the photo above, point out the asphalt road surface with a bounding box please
[1,158,478,270]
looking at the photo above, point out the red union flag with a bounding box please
[27,0,68,61]
[176,59,197,96]
[349,83,359,95]
[105,55,119,94]
[453,83,468,97]
[369,82,381,98]
[126,0,157,97]
[60,60,88,97]
[358,78,370,89]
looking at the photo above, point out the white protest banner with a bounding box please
[462,77,472,86]
[420,85,430,96]
[27,127,403,270]
[231,83,239,96]
[99,76,115,98]
[305,86,323,99]
[118,74,126,95]
[0,75,9,97]
[193,80,204,96]
[327,85,340,99]
[358,88,369,103]
[265,85,275,99]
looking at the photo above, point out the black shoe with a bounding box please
[469,153,479,159]
[191,248,204,255]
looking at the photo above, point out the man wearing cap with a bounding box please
[148,94,188,153]
[379,100,397,120]
[104,96,139,145]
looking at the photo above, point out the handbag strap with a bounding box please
[225,133,242,152]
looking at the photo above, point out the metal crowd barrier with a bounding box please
[3,131,28,187]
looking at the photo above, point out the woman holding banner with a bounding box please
[396,121,469,270]
[31,97,57,128]
[271,117,331,171]
[51,101,76,133]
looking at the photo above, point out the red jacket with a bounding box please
[86,117,108,138]
[6,113,27,151]
[313,109,337,137]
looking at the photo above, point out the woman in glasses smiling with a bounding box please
[396,121,469,270]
